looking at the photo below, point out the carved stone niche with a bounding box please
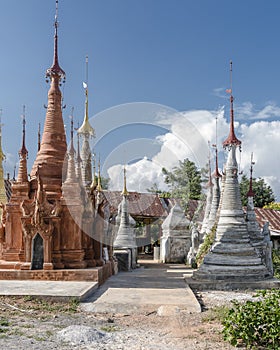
[21,215,54,271]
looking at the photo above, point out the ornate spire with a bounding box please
[45,0,65,82]
[223,61,241,148]
[77,56,94,136]
[213,116,222,178]
[17,106,29,183]
[64,110,77,183]
[206,141,213,187]
[37,123,41,152]
[122,166,128,196]
[75,123,83,182]
[19,105,28,158]
[247,153,255,198]
[207,118,222,233]
[0,109,7,205]
[201,142,213,235]
[90,153,97,189]
[30,0,67,197]
[69,108,75,154]
[0,110,5,165]
[77,56,94,187]
[96,157,102,192]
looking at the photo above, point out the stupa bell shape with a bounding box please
[113,170,136,249]
[162,203,190,235]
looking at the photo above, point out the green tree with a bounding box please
[239,175,275,208]
[264,202,280,210]
[146,183,171,197]
[92,175,109,190]
[162,158,202,208]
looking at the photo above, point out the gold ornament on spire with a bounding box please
[122,166,128,196]
[78,56,95,136]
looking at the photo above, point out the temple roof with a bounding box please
[104,191,168,219]
[254,208,280,236]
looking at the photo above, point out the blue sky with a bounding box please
[0,1,280,198]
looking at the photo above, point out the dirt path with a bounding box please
[0,292,248,349]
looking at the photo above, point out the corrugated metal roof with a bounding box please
[254,207,280,235]
[103,191,168,218]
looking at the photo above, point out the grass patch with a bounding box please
[0,296,80,315]
[100,325,119,332]
[0,318,9,327]
[202,305,230,323]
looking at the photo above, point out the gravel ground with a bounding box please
[0,291,255,350]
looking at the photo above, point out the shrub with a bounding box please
[195,226,216,267]
[272,249,280,279]
[222,289,280,349]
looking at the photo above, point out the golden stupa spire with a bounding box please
[96,156,102,192]
[77,56,95,137]
[122,165,128,196]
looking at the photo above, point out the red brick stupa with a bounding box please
[0,1,113,282]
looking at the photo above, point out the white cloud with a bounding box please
[240,120,280,200]
[108,105,280,201]
[235,101,280,121]
[108,157,168,193]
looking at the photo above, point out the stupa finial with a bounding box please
[247,152,255,197]
[207,141,213,187]
[69,107,75,154]
[213,115,222,178]
[223,61,241,148]
[0,110,5,163]
[19,105,28,158]
[122,165,128,196]
[77,55,94,136]
[96,156,102,192]
[45,0,66,81]
[90,153,97,189]
[37,123,41,152]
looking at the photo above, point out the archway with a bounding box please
[31,233,44,270]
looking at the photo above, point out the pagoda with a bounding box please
[193,62,272,282]
[0,1,112,282]
[200,147,213,236]
[206,119,222,233]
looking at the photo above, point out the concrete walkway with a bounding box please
[0,280,98,301]
[0,260,200,313]
[81,260,201,315]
